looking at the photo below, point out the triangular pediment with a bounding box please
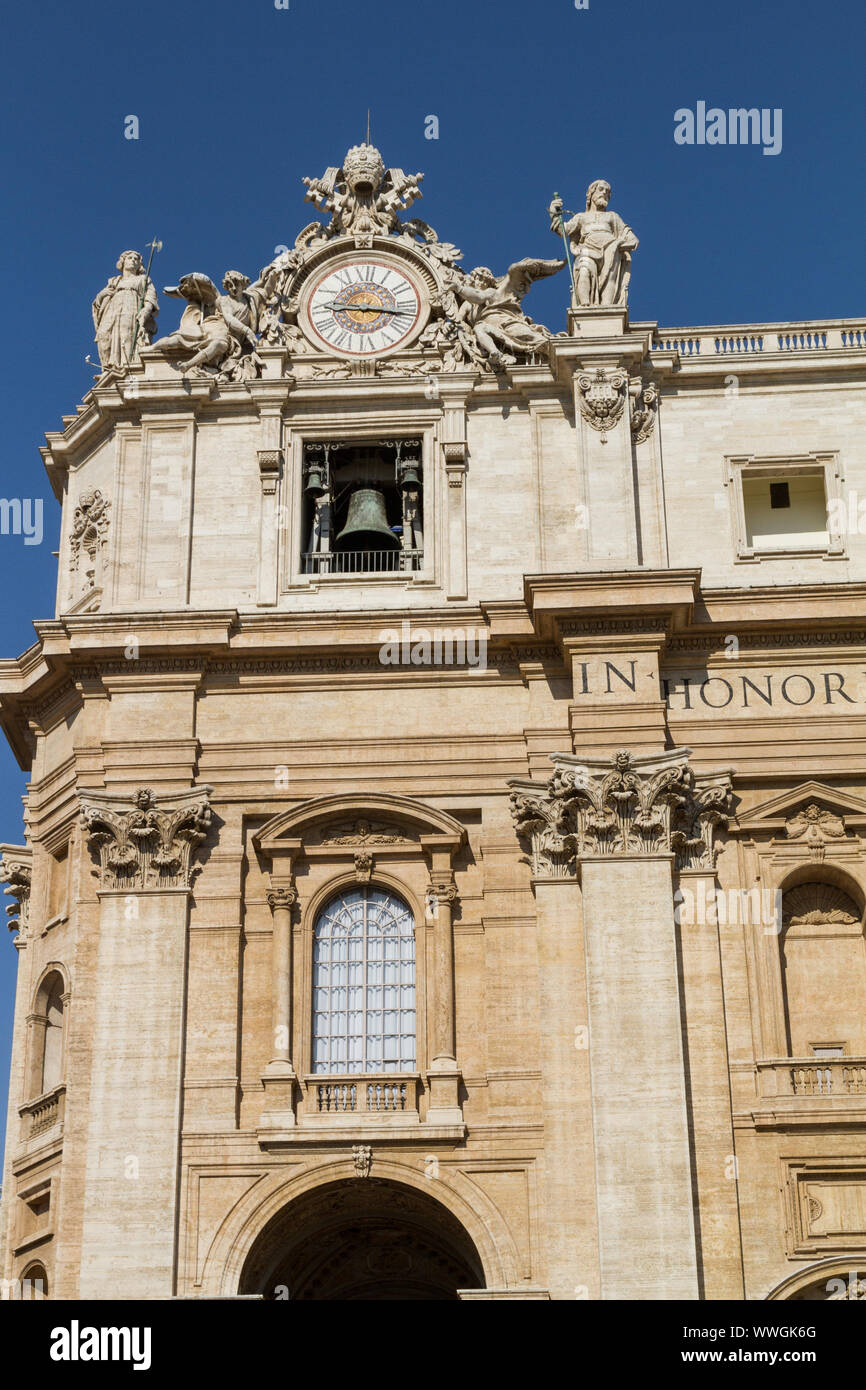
[737,781,866,831]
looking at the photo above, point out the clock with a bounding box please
[298,253,427,358]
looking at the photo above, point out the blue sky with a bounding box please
[0,0,864,1122]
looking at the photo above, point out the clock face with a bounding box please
[300,257,426,358]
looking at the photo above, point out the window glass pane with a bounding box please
[312,886,416,1075]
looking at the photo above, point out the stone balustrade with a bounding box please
[305,1073,419,1120]
[758,1058,866,1098]
[653,320,866,358]
[19,1083,66,1139]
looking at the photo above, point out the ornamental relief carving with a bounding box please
[575,367,628,442]
[509,749,733,876]
[0,848,32,941]
[629,378,659,444]
[318,819,413,846]
[80,785,213,890]
[784,803,849,861]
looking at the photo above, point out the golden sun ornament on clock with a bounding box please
[299,253,427,358]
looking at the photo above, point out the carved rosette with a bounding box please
[0,847,33,942]
[576,368,628,442]
[80,785,213,890]
[510,750,732,874]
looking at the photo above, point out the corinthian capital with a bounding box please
[80,784,213,890]
[510,750,732,872]
[508,784,577,878]
[0,845,33,940]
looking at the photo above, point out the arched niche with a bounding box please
[778,872,866,1057]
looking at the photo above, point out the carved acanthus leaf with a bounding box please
[80,785,213,891]
[510,750,732,873]
[0,847,33,940]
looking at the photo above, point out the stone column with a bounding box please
[259,883,299,1130]
[423,837,463,1125]
[507,787,599,1299]
[676,868,745,1298]
[511,749,735,1301]
[76,784,212,1299]
[0,846,33,1281]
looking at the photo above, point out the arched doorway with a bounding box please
[238,1178,485,1300]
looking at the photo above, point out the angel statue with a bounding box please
[449,259,565,370]
[549,180,638,308]
[153,266,277,380]
[92,250,159,372]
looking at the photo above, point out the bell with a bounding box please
[305,464,327,497]
[335,488,400,551]
[399,460,422,491]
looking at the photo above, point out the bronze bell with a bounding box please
[399,458,422,491]
[335,488,400,551]
[304,464,327,497]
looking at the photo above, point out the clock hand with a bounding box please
[320,302,410,315]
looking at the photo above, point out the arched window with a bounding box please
[780,882,866,1056]
[29,969,67,1097]
[20,1262,48,1299]
[312,887,416,1074]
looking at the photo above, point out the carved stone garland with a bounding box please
[80,785,213,890]
[509,750,733,876]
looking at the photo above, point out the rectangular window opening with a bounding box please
[742,470,828,551]
[301,438,423,576]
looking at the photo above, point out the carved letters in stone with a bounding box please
[80,785,213,890]
[510,749,733,875]
[576,368,628,442]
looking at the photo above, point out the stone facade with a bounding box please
[2,151,866,1300]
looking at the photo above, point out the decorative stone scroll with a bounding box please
[80,785,213,890]
[509,749,733,875]
[629,379,659,444]
[266,885,299,912]
[0,846,32,940]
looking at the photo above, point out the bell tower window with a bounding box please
[301,438,423,575]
